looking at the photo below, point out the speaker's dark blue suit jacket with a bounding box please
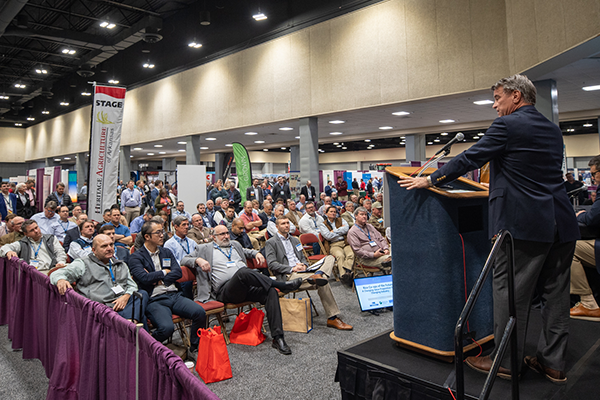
[127,245,182,297]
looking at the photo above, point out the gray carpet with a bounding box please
[0,280,393,400]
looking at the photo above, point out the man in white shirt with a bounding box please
[267,204,296,238]
[31,201,60,235]
[164,216,198,299]
[172,201,192,222]
[120,180,142,225]
[0,219,66,274]
[51,205,78,243]
[298,202,324,255]
[67,220,96,260]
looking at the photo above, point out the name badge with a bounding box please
[280,191,285,195]
[163,258,171,268]
[369,241,377,247]
[295,244,303,252]
[378,219,384,224]
[111,285,125,295]
[226,261,236,268]
[30,259,41,269]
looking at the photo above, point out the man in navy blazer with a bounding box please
[399,74,579,383]
[128,220,206,356]
[0,182,17,220]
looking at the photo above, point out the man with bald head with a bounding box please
[50,234,148,324]
[300,180,317,203]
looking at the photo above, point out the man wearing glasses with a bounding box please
[31,201,60,235]
[128,221,206,358]
[182,225,303,355]
[569,156,600,321]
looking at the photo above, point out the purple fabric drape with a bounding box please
[0,258,220,400]
[36,168,44,213]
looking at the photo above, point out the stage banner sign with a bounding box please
[232,142,252,203]
[87,85,126,222]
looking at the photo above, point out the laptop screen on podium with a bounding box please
[355,274,394,312]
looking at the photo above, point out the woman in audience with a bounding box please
[155,188,173,227]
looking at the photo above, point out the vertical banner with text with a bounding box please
[87,85,126,222]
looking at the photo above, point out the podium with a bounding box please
[385,167,494,361]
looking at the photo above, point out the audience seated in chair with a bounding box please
[0,215,24,246]
[347,207,392,272]
[67,220,96,260]
[319,205,355,285]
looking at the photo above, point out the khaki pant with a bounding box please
[247,229,266,250]
[357,249,392,268]
[338,195,348,201]
[124,206,140,226]
[571,239,596,296]
[328,240,355,276]
[287,255,340,318]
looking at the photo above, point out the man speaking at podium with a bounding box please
[398,74,579,384]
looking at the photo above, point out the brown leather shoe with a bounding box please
[327,317,353,330]
[306,274,328,287]
[570,302,600,321]
[465,355,514,380]
[524,356,566,384]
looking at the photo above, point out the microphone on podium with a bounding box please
[435,132,464,156]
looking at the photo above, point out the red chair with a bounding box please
[247,257,268,271]
[170,265,198,349]
[299,233,327,264]
[195,300,229,343]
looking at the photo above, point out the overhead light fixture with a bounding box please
[154,145,163,148]
[81,90,91,96]
[27,116,35,121]
[205,137,216,141]
[342,146,347,150]
[279,127,293,131]
[200,10,211,25]
[15,123,22,126]
[263,148,269,151]
[35,66,48,74]
[130,155,133,158]
[253,12,267,21]
[478,132,485,136]
[61,48,76,55]
[177,141,186,144]
[330,132,343,135]
[225,144,233,147]
[200,147,209,150]
[143,61,155,69]
[400,136,405,139]
[60,101,69,106]
[439,119,455,123]
[100,19,116,29]
[473,100,494,105]
[295,136,300,139]
[434,139,440,142]
[41,109,49,115]
[158,151,166,154]
[379,126,393,130]
[473,136,479,140]
[254,140,265,144]
[364,139,371,142]
[281,147,286,150]
[54,158,61,162]
[329,120,345,124]
[14,83,26,89]
[583,123,593,127]
[392,111,410,116]
[178,149,186,152]
[582,85,600,91]
[188,40,202,49]
[133,147,142,151]
[333,142,339,145]
[427,142,433,145]
[64,157,71,160]
[147,153,155,156]
[245,132,258,135]
[441,132,449,136]
[108,79,119,84]
[566,128,575,132]
[0,94,8,100]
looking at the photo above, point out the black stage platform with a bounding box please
[336,310,600,400]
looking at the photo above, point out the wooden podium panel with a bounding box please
[385,167,493,360]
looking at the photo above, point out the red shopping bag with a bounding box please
[229,307,266,346]
[195,326,232,383]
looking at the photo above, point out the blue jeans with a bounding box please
[116,290,149,331]
[146,291,206,350]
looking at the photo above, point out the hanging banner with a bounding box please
[87,85,126,222]
[221,152,234,182]
[232,143,252,203]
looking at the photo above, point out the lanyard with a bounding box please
[312,216,318,229]
[59,220,69,233]
[177,236,190,254]
[357,225,371,241]
[108,260,116,284]
[30,241,42,259]
[214,243,232,260]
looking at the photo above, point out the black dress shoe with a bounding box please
[272,337,292,355]
[381,260,392,269]
[281,278,303,293]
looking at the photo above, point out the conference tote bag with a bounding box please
[280,297,313,333]
[229,307,266,346]
[195,326,232,383]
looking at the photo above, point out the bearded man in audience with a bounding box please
[188,213,212,244]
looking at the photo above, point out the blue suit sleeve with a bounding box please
[162,247,182,286]
[128,251,168,285]
[578,198,600,227]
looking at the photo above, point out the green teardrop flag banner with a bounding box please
[232,142,252,203]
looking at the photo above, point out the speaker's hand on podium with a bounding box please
[397,176,429,190]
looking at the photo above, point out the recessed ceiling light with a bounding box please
[254,140,265,144]
[130,155,133,158]
[15,123,22,126]
[177,141,186,145]
[263,148,269,151]
[473,136,479,140]
[147,153,155,155]
[60,101,69,106]
[41,109,49,115]
[200,147,209,150]
[400,136,405,139]
[342,147,347,150]
[281,147,286,150]
[205,137,216,141]
[566,128,575,132]
[329,120,345,124]
[133,147,142,151]
[253,12,267,21]
[478,132,485,136]
[441,132,449,136]
[61,48,76,55]
[333,142,339,145]
[279,127,293,131]
[399,142,405,145]
[188,41,202,49]
[54,158,61,161]
[35,67,48,74]
[427,142,433,145]
[178,149,186,152]
[245,132,258,135]
[143,62,155,69]
[439,119,455,123]
[154,145,163,148]
[583,123,593,127]
[27,116,35,121]
[108,79,119,84]
[0,95,9,100]
[158,151,166,154]
[295,136,300,139]
[330,132,343,135]
[364,139,371,142]
[14,83,26,89]
[473,100,494,105]
[379,126,393,130]
[225,144,233,147]
[434,139,440,142]
[582,85,600,91]
[81,91,91,96]
[392,111,410,116]
[100,20,116,29]
[64,157,71,160]
[336,145,342,147]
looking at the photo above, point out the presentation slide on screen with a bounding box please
[355,275,393,311]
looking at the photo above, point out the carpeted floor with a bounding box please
[0,280,393,399]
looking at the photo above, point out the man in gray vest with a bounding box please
[0,219,66,274]
[50,234,148,325]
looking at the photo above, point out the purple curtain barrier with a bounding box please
[0,258,220,400]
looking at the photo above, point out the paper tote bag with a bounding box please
[195,326,233,383]
[229,307,266,346]
[280,297,313,333]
